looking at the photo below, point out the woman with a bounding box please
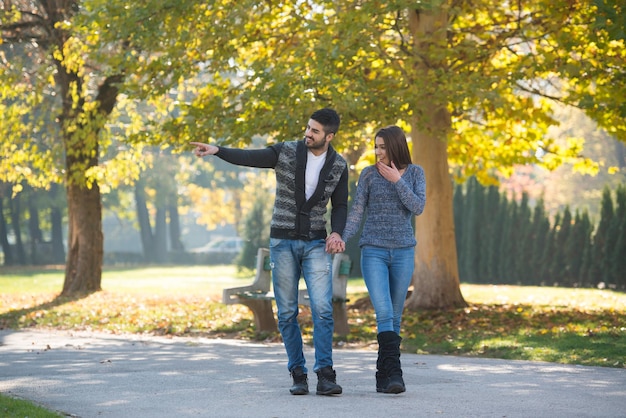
[337,125,426,393]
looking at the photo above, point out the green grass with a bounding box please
[1,265,625,368]
[0,393,63,418]
[0,265,245,295]
[398,285,626,368]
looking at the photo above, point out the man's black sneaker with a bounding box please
[289,367,309,395]
[316,366,342,395]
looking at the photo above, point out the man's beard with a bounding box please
[304,136,327,151]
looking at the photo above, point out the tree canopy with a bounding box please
[2,0,624,305]
[157,0,624,308]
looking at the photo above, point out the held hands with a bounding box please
[376,160,401,183]
[190,142,219,157]
[325,232,345,254]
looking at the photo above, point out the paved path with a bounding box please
[1,329,625,417]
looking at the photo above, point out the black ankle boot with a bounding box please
[378,331,406,394]
[375,339,388,392]
[290,366,309,395]
[315,366,342,395]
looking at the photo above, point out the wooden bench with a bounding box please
[222,248,352,335]
[222,248,276,332]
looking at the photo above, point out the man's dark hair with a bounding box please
[311,108,340,135]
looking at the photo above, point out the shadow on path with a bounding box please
[1,329,625,418]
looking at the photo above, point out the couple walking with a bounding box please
[191,108,426,396]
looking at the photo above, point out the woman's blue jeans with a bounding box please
[361,245,415,334]
[270,238,333,374]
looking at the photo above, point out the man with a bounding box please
[191,108,348,396]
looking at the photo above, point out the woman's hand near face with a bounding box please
[376,160,401,183]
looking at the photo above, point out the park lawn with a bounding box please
[0,265,625,368]
[0,393,63,418]
[0,393,65,418]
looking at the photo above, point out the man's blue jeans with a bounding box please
[361,245,415,334]
[270,238,334,374]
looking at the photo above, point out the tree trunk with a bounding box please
[60,86,105,293]
[154,205,168,263]
[58,70,120,294]
[135,181,155,263]
[0,191,14,266]
[62,182,103,294]
[27,187,44,265]
[408,120,467,309]
[50,183,66,264]
[10,192,26,265]
[168,198,184,252]
[405,7,467,310]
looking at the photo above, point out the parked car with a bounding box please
[190,237,244,254]
[189,237,244,265]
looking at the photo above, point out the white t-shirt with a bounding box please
[305,150,327,200]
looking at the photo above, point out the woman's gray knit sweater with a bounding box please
[342,164,426,248]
